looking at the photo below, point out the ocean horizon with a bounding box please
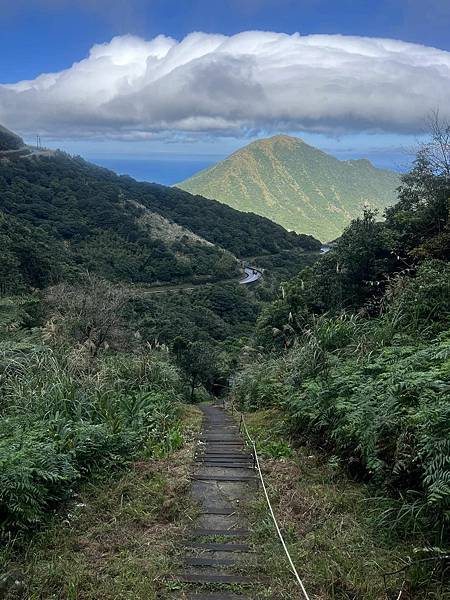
[87,156,220,186]
[86,149,411,188]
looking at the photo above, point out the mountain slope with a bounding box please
[0,124,24,151]
[0,155,229,292]
[177,135,401,241]
[0,129,320,293]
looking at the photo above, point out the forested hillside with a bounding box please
[0,147,319,293]
[0,132,311,554]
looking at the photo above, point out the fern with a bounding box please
[0,344,183,533]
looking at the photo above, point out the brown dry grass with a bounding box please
[241,409,437,600]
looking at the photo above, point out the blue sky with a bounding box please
[2,0,450,82]
[1,0,449,182]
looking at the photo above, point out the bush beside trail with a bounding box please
[234,283,450,538]
[0,293,184,533]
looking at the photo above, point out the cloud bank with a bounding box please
[1,31,450,139]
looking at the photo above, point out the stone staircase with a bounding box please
[172,403,270,600]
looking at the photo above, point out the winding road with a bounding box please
[140,265,262,296]
[239,266,262,284]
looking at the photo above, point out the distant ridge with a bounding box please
[177,134,401,241]
[0,124,25,151]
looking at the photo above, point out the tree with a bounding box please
[45,274,130,357]
[177,341,219,402]
[172,336,189,361]
[424,110,450,178]
[385,145,449,259]
[335,209,393,306]
[214,252,238,280]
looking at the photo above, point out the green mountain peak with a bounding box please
[245,134,308,150]
[177,135,400,242]
[258,133,303,143]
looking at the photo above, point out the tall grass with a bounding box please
[0,344,183,532]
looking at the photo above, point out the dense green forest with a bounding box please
[0,149,319,293]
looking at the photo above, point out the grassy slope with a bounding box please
[0,405,202,600]
[178,135,400,241]
[240,409,448,600]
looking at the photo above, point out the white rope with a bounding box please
[238,410,312,600]
[395,581,405,600]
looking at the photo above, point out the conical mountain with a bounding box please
[177,134,400,241]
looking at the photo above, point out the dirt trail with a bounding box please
[172,403,267,600]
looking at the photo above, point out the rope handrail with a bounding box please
[230,403,447,600]
[232,404,312,600]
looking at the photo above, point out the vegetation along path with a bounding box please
[172,403,267,600]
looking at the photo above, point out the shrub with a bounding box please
[0,346,183,532]
[233,329,450,539]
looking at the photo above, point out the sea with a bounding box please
[88,157,219,186]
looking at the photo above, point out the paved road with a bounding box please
[239,266,262,284]
[139,265,262,296]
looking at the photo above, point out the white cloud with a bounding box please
[1,30,450,139]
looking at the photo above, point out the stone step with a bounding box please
[186,542,252,552]
[193,475,257,482]
[197,460,252,464]
[198,453,252,458]
[173,572,253,585]
[201,438,243,442]
[201,442,243,446]
[191,528,249,538]
[199,440,249,454]
[202,434,242,437]
[183,556,239,567]
[198,463,253,469]
[181,594,252,600]
[200,436,242,441]
[203,427,239,432]
[199,507,238,515]
[202,432,239,435]
[196,457,252,463]
[194,460,250,466]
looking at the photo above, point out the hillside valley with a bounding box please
[0,125,320,294]
[177,134,401,241]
